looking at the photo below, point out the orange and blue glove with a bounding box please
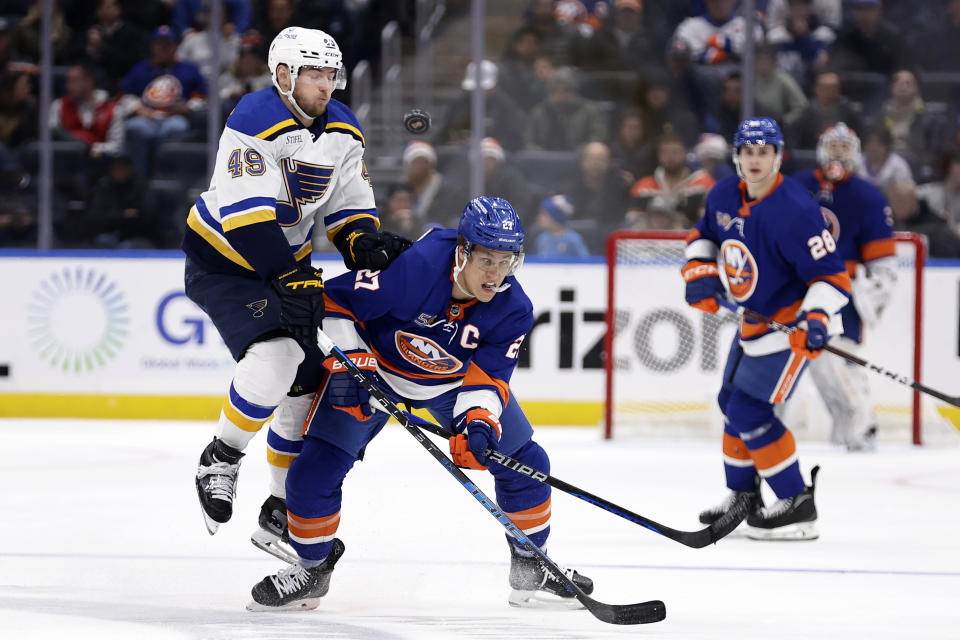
[449,408,502,470]
[682,259,724,314]
[789,309,830,359]
[323,351,377,421]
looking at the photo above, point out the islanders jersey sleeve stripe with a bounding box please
[461,361,510,407]
[861,237,896,262]
[323,296,360,323]
[740,300,802,339]
[186,204,254,270]
[221,208,277,231]
[255,118,299,140]
[325,121,365,147]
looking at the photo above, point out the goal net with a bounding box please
[604,230,943,445]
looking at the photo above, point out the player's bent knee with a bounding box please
[234,337,306,406]
[726,389,775,431]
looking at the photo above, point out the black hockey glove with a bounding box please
[271,265,325,348]
[343,231,413,271]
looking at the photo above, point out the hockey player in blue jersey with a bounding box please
[791,123,897,451]
[184,27,411,551]
[683,118,851,541]
[246,197,594,611]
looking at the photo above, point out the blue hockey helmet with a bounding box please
[456,196,525,279]
[732,117,784,181]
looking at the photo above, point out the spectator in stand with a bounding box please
[765,0,836,89]
[831,0,904,76]
[118,25,207,178]
[480,137,538,227]
[788,70,863,149]
[402,141,461,227]
[639,70,700,148]
[886,179,960,258]
[0,69,37,150]
[694,133,735,181]
[379,184,419,239]
[609,107,655,184]
[496,26,547,113]
[14,0,72,64]
[878,69,950,182]
[859,126,913,192]
[520,0,584,67]
[917,0,960,72]
[75,154,156,248]
[627,193,685,230]
[82,0,149,91]
[177,4,241,82]
[917,153,960,232]
[662,35,715,130]
[628,131,715,227]
[673,0,762,71]
[704,71,743,142]
[431,60,526,152]
[568,141,631,252]
[579,0,668,74]
[0,17,37,76]
[218,36,271,112]
[524,66,607,151]
[174,0,252,39]
[49,60,123,161]
[534,194,590,257]
[753,44,808,128]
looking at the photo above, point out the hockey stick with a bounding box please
[715,296,960,408]
[316,329,666,625]
[401,410,750,549]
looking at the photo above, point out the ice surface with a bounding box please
[1,419,958,639]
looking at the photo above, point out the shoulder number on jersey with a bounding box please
[807,229,837,260]
[227,148,266,177]
[354,269,380,291]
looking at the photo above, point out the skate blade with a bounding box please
[246,597,322,612]
[508,589,585,610]
[200,506,221,535]
[251,529,298,564]
[744,521,819,541]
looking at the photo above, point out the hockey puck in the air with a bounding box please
[403,109,431,134]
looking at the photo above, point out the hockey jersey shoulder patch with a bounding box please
[324,99,365,147]
[226,87,301,141]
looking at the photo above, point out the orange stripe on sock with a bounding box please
[723,433,751,460]
[505,498,551,532]
[287,511,341,539]
[749,430,797,472]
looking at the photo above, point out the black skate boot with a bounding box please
[195,437,244,535]
[745,466,819,541]
[699,474,763,526]
[251,495,298,564]
[247,538,345,611]
[507,539,593,609]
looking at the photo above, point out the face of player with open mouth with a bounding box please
[738,143,778,186]
[455,245,518,303]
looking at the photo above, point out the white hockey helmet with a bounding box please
[268,26,347,94]
[817,122,862,181]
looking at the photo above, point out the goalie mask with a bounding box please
[732,117,784,182]
[269,26,346,120]
[817,122,862,182]
[454,197,525,294]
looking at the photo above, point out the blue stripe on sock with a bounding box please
[267,428,304,454]
[228,381,275,420]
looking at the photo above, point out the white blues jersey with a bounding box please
[182,87,377,279]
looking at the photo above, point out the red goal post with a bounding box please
[604,229,926,444]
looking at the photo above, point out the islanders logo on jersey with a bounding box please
[820,206,840,240]
[395,331,463,374]
[720,239,758,301]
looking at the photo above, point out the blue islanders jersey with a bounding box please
[687,173,852,355]
[793,169,895,342]
[182,88,377,280]
[322,228,534,417]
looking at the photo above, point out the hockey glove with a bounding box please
[342,231,413,271]
[790,309,830,359]
[324,351,378,421]
[449,408,502,470]
[682,260,724,314]
[271,265,325,348]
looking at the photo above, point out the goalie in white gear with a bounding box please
[789,123,898,450]
[182,26,411,559]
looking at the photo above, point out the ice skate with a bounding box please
[247,538,345,611]
[699,474,763,527]
[251,495,298,564]
[195,437,244,535]
[846,426,878,453]
[507,540,593,609]
[745,466,819,541]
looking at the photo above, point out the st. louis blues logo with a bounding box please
[395,331,463,374]
[720,239,758,301]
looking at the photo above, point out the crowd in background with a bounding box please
[3,0,960,258]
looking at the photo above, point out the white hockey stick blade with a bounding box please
[251,528,299,564]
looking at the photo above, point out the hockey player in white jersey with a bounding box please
[791,124,897,451]
[182,26,411,555]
